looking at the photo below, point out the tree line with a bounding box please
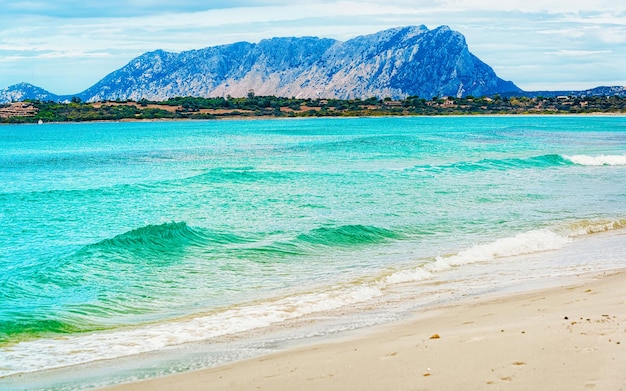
[1,94,625,123]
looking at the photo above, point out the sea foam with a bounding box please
[563,154,626,166]
[0,285,383,377]
[384,218,626,284]
[384,228,572,281]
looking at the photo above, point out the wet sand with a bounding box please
[102,269,626,391]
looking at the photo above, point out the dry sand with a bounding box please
[103,270,626,391]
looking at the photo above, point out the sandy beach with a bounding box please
[102,269,626,391]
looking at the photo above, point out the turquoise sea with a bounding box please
[1,116,625,389]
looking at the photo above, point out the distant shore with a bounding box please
[3,112,625,127]
[3,111,626,126]
[2,95,626,124]
[101,268,626,391]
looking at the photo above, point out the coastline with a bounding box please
[2,111,625,127]
[102,268,626,391]
[3,93,626,125]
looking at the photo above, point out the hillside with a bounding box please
[1,25,521,103]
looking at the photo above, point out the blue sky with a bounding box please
[1,0,624,95]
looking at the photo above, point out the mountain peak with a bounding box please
[2,25,522,103]
[0,82,61,103]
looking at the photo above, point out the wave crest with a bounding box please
[407,154,570,174]
[408,153,626,174]
[296,225,402,247]
[562,218,626,237]
[97,222,208,249]
[433,229,571,270]
[239,225,403,261]
[385,217,625,284]
[563,154,626,166]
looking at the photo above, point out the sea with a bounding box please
[1,116,625,390]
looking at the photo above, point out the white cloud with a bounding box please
[552,50,613,57]
[436,0,624,13]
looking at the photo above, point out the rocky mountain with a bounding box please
[3,25,625,105]
[0,82,64,103]
[0,25,526,103]
[78,25,520,102]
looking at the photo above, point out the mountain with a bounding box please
[0,82,64,103]
[3,25,625,105]
[78,25,520,102]
[0,25,524,103]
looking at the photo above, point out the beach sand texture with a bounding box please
[104,270,626,391]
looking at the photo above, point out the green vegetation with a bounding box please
[2,94,626,123]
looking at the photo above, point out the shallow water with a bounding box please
[1,116,625,389]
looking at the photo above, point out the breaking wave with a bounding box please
[562,154,626,166]
[386,218,626,283]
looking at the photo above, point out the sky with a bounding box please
[1,0,625,95]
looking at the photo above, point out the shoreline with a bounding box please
[102,268,626,391]
[2,111,626,126]
[0,111,626,125]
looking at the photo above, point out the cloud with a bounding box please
[436,0,625,13]
[3,1,279,18]
[552,50,613,57]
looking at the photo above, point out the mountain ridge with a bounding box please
[1,25,623,104]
